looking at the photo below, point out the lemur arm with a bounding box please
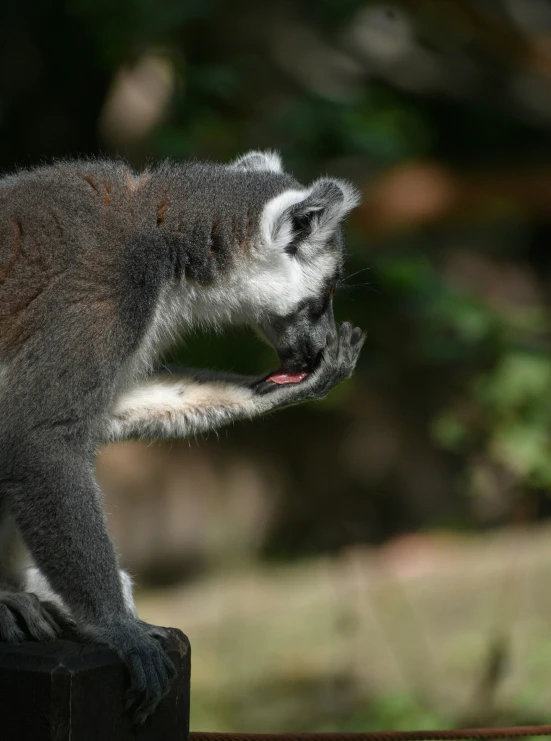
[108,373,262,441]
[107,322,365,442]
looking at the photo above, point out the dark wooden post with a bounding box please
[0,627,190,740]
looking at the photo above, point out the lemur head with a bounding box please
[228,150,360,375]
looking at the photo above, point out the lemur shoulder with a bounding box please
[0,150,364,723]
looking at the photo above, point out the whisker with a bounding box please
[340,281,378,289]
[339,282,384,295]
[342,266,371,283]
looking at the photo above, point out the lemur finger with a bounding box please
[29,619,58,641]
[339,321,353,339]
[342,328,365,370]
[351,327,364,344]
[126,654,163,715]
[143,623,169,640]
[22,609,59,641]
[127,647,174,725]
[120,621,176,725]
[337,322,353,360]
[3,592,59,641]
[325,330,338,351]
[163,650,178,680]
[0,604,25,642]
[348,329,365,358]
[125,653,148,710]
[340,324,356,359]
[137,658,163,721]
[134,697,162,727]
[352,333,367,366]
[138,620,171,646]
[42,600,76,631]
[39,604,66,636]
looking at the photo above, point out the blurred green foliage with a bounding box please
[2,0,551,532]
[3,0,551,732]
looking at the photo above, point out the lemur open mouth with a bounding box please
[266,371,309,385]
[266,348,324,384]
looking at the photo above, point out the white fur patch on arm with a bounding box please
[25,567,138,618]
[108,378,258,441]
[25,567,70,614]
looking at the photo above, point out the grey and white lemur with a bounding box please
[0,150,364,722]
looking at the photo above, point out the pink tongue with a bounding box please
[266,371,308,385]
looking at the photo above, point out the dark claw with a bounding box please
[138,620,172,647]
[42,600,76,631]
[0,604,25,642]
[351,326,363,343]
[126,647,174,725]
[163,652,178,681]
[98,619,177,725]
[0,592,64,643]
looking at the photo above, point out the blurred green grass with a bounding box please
[136,526,551,732]
[4,0,551,731]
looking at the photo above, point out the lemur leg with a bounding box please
[107,322,365,442]
[0,505,65,641]
[0,505,23,589]
[25,566,138,619]
[0,276,183,724]
[1,428,176,723]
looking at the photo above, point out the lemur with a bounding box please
[0,150,364,722]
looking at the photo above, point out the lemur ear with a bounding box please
[232,150,283,174]
[262,178,361,253]
[294,177,361,230]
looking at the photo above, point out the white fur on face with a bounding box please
[260,189,309,250]
[261,178,360,250]
[114,170,359,383]
[234,178,361,319]
[148,180,353,332]
[237,236,338,320]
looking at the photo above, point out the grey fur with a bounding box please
[0,153,364,723]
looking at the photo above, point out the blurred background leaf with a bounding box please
[3,0,551,732]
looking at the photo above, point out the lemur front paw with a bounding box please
[0,590,65,642]
[307,321,365,398]
[137,619,171,644]
[92,617,177,725]
[257,321,365,402]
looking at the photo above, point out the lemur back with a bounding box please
[0,159,296,357]
[0,151,365,724]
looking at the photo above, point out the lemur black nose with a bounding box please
[277,346,320,374]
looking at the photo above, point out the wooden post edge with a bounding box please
[0,627,190,740]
